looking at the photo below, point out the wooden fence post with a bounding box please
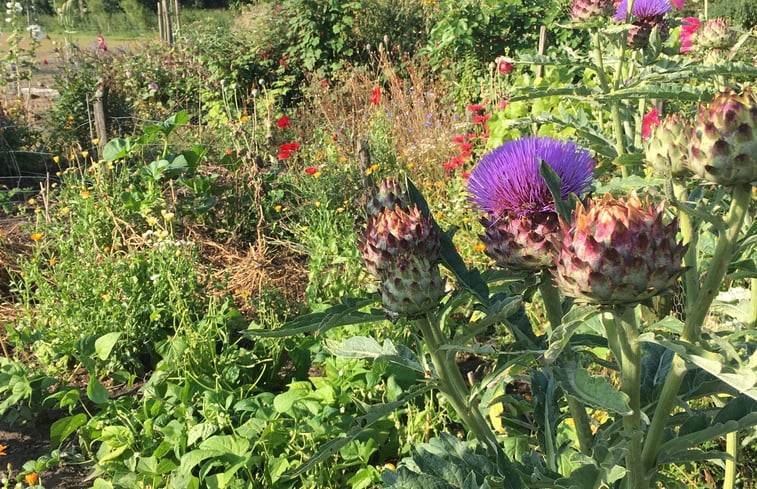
[93,77,108,158]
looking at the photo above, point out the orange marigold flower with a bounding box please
[25,472,38,485]
[474,243,487,252]
[0,443,7,455]
[30,232,43,241]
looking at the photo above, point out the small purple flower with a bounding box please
[468,136,594,218]
[148,82,159,91]
[614,0,672,21]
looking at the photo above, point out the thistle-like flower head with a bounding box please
[614,0,672,21]
[468,136,594,219]
[554,192,686,305]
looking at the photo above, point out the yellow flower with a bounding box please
[239,115,248,123]
[146,216,158,226]
[314,201,321,208]
[103,246,111,252]
[102,293,111,302]
[336,207,345,213]
[55,171,61,177]
[92,138,99,145]
[161,210,174,221]
[462,217,470,224]
[473,243,486,252]
[81,190,91,199]
[339,156,348,163]
[59,206,70,216]
[406,162,415,169]
[30,232,43,242]
[313,171,322,178]
[28,198,36,205]
[49,258,58,266]
[0,443,7,456]
[383,463,396,471]
[157,230,169,239]
[81,150,89,158]
[274,205,282,212]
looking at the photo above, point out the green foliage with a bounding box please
[710,0,757,28]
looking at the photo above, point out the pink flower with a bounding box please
[642,108,660,139]
[496,57,514,75]
[498,100,509,110]
[670,0,685,8]
[473,113,491,125]
[276,115,291,130]
[466,104,484,113]
[370,86,381,105]
[679,17,701,53]
[97,33,108,52]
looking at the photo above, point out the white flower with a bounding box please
[14,2,22,12]
[150,273,160,282]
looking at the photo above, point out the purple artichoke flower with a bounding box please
[468,136,594,219]
[614,0,672,22]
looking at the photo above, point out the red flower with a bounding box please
[304,167,318,175]
[473,113,491,125]
[497,100,509,110]
[452,134,467,144]
[460,142,473,152]
[498,59,513,75]
[277,142,300,159]
[466,104,484,113]
[679,17,701,53]
[321,79,329,88]
[276,115,291,130]
[224,149,233,156]
[642,108,661,139]
[443,161,456,171]
[370,86,381,105]
[461,170,471,179]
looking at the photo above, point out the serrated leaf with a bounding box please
[556,363,632,415]
[543,305,600,364]
[539,161,577,222]
[244,297,383,338]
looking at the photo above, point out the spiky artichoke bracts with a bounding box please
[360,193,444,319]
[688,87,757,186]
[570,0,614,23]
[644,113,693,179]
[554,192,687,306]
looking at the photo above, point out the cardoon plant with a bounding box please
[468,136,594,271]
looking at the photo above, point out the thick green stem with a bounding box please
[415,316,502,456]
[724,431,738,489]
[540,272,594,454]
[615,306,646,489]
[641,184,752,472]
[612,0,634,178]
[672,182,699,304]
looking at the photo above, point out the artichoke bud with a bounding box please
[359,204,444,319]
[554,192,686,306]
[688,87,757,185]
[627,16,669,49]
[366,179,409,218]
[644,114,692,179]
[480,211,561,271]
[570,0,614,23]
[695,18,737,51]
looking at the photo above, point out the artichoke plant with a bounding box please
[359,184,444,319]
[695,18,737,51]
[468,136,594,271]
[570,0,614,23]
[644,113,692,179]
[554,192,687,305]
[688,87,757,186]
[614,0,672,48]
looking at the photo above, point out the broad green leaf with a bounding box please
[282,384,433,479]
[50,413,87,448]
[102,138,129,161]
[94,332,121,361]
[87,377,110,405]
